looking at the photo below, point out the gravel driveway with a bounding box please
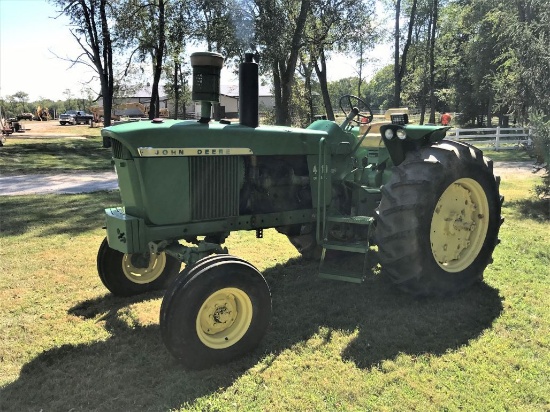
[0,172,118,196]
[0,161,542,196]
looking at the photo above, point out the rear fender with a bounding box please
[380,124,450,166]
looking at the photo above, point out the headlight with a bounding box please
[384,129,394,140]
[397,129,407,140]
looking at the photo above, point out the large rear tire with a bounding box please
[375,141,503,296]
[96,238,181,296]
[160,256,271,369]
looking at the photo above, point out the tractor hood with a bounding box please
[102,118,355,158]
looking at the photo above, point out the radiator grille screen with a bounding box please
[190,157,240,220]
[112,139,124,159]
[111,139,131,159]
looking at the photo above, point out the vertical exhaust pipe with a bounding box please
[239,53,259,128]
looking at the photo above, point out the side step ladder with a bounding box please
[318,215,374,283]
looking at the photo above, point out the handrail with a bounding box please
[316,137,327,245]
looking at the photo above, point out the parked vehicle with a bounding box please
[35,106,51,121]
[16,113,33,121]
[97,52,503,369]
[59,110,93,125]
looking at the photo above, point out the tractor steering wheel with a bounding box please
[339,95,373,126]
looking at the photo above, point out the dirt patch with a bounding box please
[493,161,545,179]
[5,119,101,139]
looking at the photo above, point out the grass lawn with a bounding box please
[482,149,534,162]
[0,143,548,410]
[0,136,111,175]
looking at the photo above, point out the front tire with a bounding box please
[375,141,503,296]
[96,238,181,296]
[160,256,271,369]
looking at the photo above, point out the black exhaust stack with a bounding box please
[239,52,259,128]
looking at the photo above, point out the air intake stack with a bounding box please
[191,52,224,123]
[239,52,259,128]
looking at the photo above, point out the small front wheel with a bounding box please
[160,256,271,369]
[96,238,181,296]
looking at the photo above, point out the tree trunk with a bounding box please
[149,0,166,120]
[487,95,493,127]
[394,0,401,107]
[314,50,335,121]
[300,58,314,123]
[273,61,284,125]
[174,61,179,120]
[181,65,187,119]
[271,0,310,126]
[96,0,114,127]
[357,41,364,98]
[419,6,433,125]
[428,0,438,124]
[394,0,418,108]
[280,60,294,126]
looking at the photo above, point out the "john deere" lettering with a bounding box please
[137,147,253,157]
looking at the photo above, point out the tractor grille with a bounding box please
[189,157,240,220]
[111,139,131,159]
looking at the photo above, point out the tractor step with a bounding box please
[318,213,374,284]
[321,240,370,253]
[318,267,364,283]
[325,215,374,225]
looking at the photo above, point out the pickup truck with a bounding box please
[59,110,94,125]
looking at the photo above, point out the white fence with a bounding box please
[445,127,532,151]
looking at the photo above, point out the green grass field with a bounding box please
[0,136,111,175]
[0,140,548,410]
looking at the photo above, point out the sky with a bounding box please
[0,0,97,101]
[0,0,390,102]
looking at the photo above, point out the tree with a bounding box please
[255,0,311,126]
[5,91,31,116]
[327,76,360,113]
[189,0,249,57]
[363,65,395,110]
[117,0,168,119]
[303,0,375,121]
[50,0,115,126]
[160,1,192,120]
[393,0,418,107]
[426,0,439,123]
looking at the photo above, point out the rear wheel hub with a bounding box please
[430,178,489,272]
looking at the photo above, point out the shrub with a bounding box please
[529,112,550,198]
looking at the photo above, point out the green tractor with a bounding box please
[98,52,503,369]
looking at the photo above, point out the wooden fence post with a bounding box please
[495,126,501,151]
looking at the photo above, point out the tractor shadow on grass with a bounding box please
[1,292,253,410]
[262,255,504,370]
[0,256,503,410]
[0,192,120,237]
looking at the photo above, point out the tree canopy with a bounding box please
[24,0,545,128]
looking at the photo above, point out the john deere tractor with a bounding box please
[98,52,503,369]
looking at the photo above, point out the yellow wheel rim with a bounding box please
[196,287,253,349]
[430,178,489,272]
[121,252,166,284]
